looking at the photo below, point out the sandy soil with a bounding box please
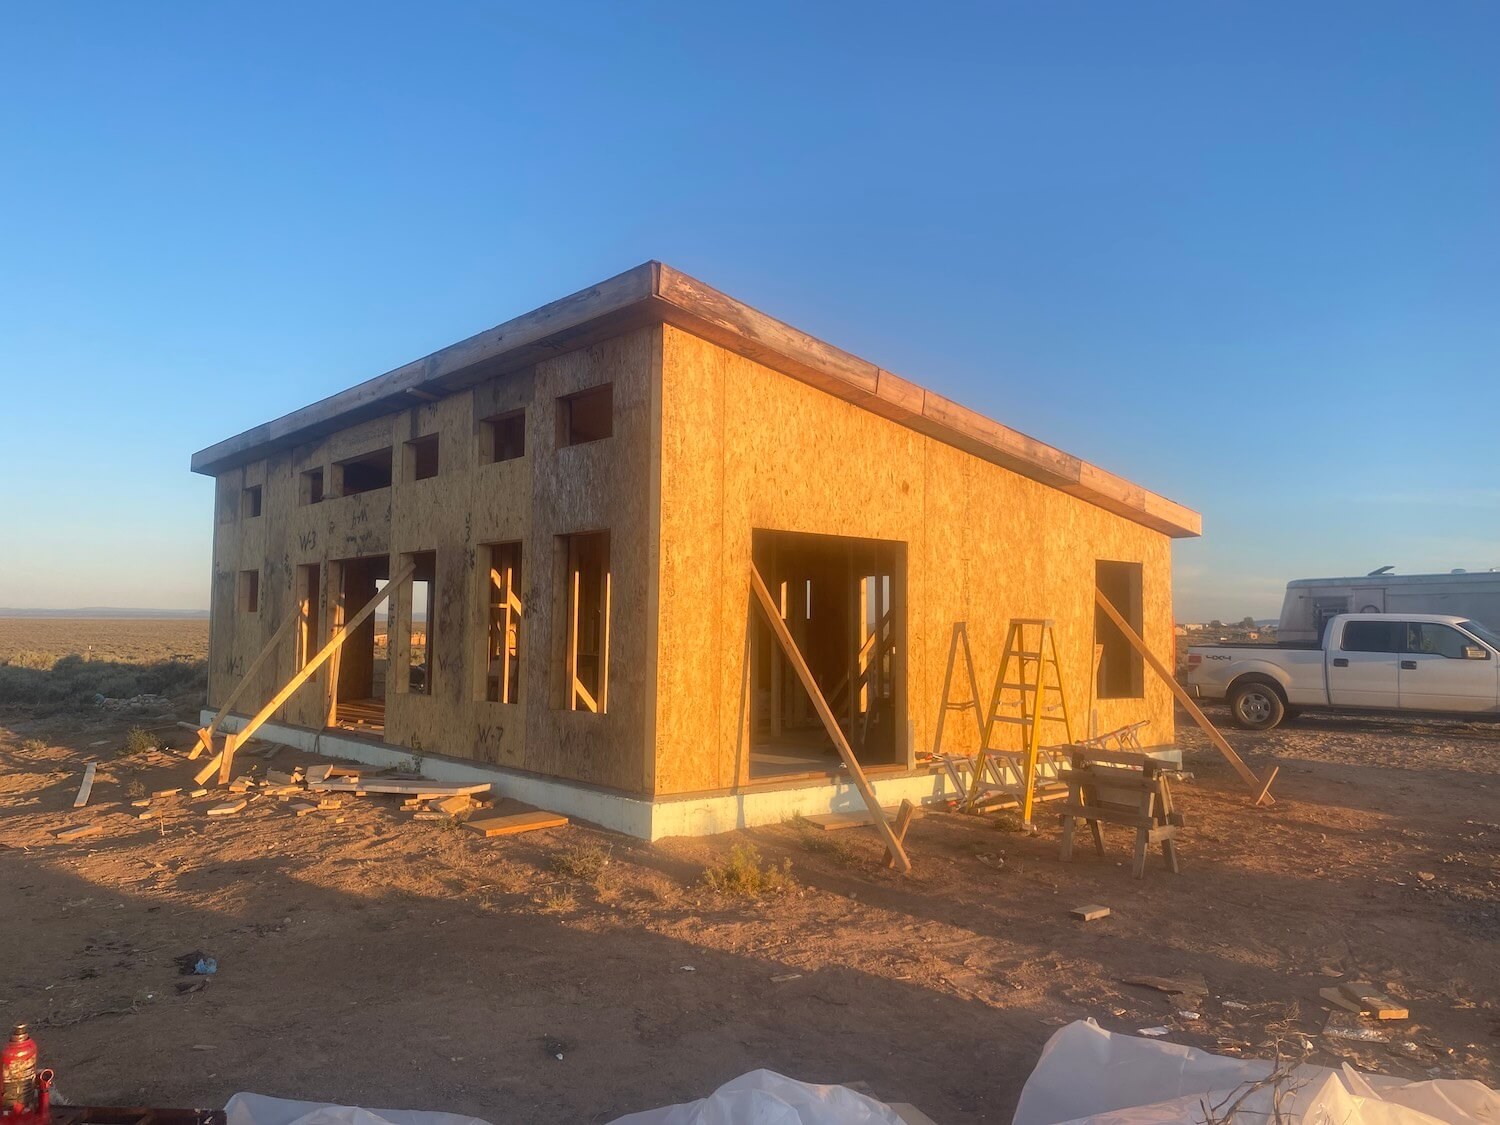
[1,697,1497,1123]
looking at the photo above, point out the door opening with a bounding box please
[748,530,906,780]
[331,555,391,732]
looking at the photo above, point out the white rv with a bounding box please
[1278,569,1500,643]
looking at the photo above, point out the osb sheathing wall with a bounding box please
[654,325,1176,796]
[207,326,659,793]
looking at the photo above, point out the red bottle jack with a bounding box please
[1,1025,37,1116]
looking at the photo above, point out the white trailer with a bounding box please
[1278,570,1500,642]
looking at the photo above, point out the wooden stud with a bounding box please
[882,799,917,869]
[1094,588,1276,806]
[751,565,911,874]
[211,562,417,784]
[72,762,97,808]
[194,606,303,759]
[56,824,101,842]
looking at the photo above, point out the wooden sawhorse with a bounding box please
[1058,747,1183,878]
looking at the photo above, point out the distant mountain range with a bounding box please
[0,608,210,619]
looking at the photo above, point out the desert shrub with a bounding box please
[536,887,577,913]
[20,738,47,754]
[551,842,610,884]
[0,655,206,711]
[701,843,796,897]
[119,727,156,757]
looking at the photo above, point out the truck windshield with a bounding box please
[1459,620,1500,649]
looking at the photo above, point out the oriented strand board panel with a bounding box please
[653,325,1177,797]
[205,325,659,796]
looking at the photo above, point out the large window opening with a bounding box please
[558,532,610,712]
[400,551,437,695]
[1095,560,1145,699]
[485,543,523,703]
[331,555,391,733]
[241,486,262,519]
[557,384,613,447]
[749,530,907,779]
[335,448,393,496]
[296,564,321,669]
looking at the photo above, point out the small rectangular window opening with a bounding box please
[300,468,325,505]
[1095,560,1144,700]
[239,570,261,614]
[336,448,393,496]
[484,410,526,463]
[241,486,262,519]
[406,434,440,481]
[560,531,610,712]
[485,543,523,703]
[557,384,613,447]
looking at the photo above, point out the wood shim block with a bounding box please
[434,794,471,816]
[310,779,492,797]
[266,770,299,786]
[151,788,181,799]
[137,809,163,820]
[1338,982,1408,1020]
[56,824,101,842]
[1319,987,1364,1014]
[207,799,247,817]
[803,806,914,832]
[464,810,568,838]
[131,798,153,808]
[73,762,97,808]
[316,798,343,810]
[289,801,318,816]
[189,788,208,798]
[1071,904,1111,921]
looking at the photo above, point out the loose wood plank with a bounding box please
[1071,904,1111,921]
[309,779,491,797]
[1338,982,1408,1020]
[206,799,247,817]
[73,763,97,808]
[464,810,568,838]
[1319,986,1364,1014]
[56,824,101,842]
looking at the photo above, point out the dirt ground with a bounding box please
[1,668,1498,1122]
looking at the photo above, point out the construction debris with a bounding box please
[1319,986,1364,1014]
[1338,981,1408,1020]
[55,824,101,842]
[309,778,492,797]
[73,762,97,808]
[1071,904,1111,922]
[207,799,247,817]
[464,810,569,837]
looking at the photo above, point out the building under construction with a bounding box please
[191,263,1201,838]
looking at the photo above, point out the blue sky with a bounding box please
[1,2,1495,619]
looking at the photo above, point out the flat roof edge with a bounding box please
[191,260,1202,538]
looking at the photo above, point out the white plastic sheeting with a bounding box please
[225,1071,909,1125]
[609,1070,909,1124]
[1013,1019,1500,1125]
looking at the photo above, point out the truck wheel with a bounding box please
[1228,681,1285,731]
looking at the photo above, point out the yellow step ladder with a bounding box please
[966,618,1076,824]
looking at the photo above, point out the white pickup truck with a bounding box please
[1183,613,1500,730]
